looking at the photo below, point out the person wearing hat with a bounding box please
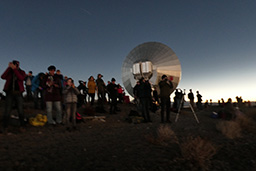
[1,60,26,133]
[42,65,62,125]
[107,78,118,114]
[158,75,173,123]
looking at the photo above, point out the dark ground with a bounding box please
[0,100,256,171]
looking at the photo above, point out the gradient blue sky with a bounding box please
[0,0,255,102]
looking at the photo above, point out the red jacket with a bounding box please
[1,67,26,93]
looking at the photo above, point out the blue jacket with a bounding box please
[31,73,44,92]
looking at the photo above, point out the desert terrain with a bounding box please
[0,100,256,171]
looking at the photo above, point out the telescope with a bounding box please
[122,42,182,96]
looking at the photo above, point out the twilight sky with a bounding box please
[0,0,255,102]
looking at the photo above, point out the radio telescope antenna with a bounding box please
[122,42,182,97]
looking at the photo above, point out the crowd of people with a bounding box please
[1,60,249,133]
[0,60,125,133]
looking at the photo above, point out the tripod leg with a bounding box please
[175,112,179,122]
[189,102,200,123]
[175,96,184,122]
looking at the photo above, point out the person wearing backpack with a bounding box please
[63,78,80,131]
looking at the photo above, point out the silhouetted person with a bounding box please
[196,91,202,110]
[210,99,213,106]
[24,71,34,101]
[152,87,159,104]
[236,96,243,108]
[188,89,194,108]
[107,78,118,114]
[173,89,183,113]
[55,69,64,87]
[133,81,141,111]
[77,80,88,107]
[32,72,45,109]
[158,75,173,123]
[1,60,26,133]
[133,81,140,100]
[96,74,106,112]
[138,78,152,122]
[204,100,209,108]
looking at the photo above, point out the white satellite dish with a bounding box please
[122,42,182,97]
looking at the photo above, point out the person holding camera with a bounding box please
[42,65,62,125]
[1,60,26,133]
[63,78,80,131]
[158,75,173,123]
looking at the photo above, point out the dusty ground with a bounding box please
[0,100,256,171]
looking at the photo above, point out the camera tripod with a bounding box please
[175,94,200,124]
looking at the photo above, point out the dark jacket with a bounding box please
[133,84,140,97]
[188,92,194,100]
[107,83,118,98]
[138,81,152,99]
[158,80,173,98]
[96,78,105,93]
[43,74,62,101]
[1,67,26,93]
